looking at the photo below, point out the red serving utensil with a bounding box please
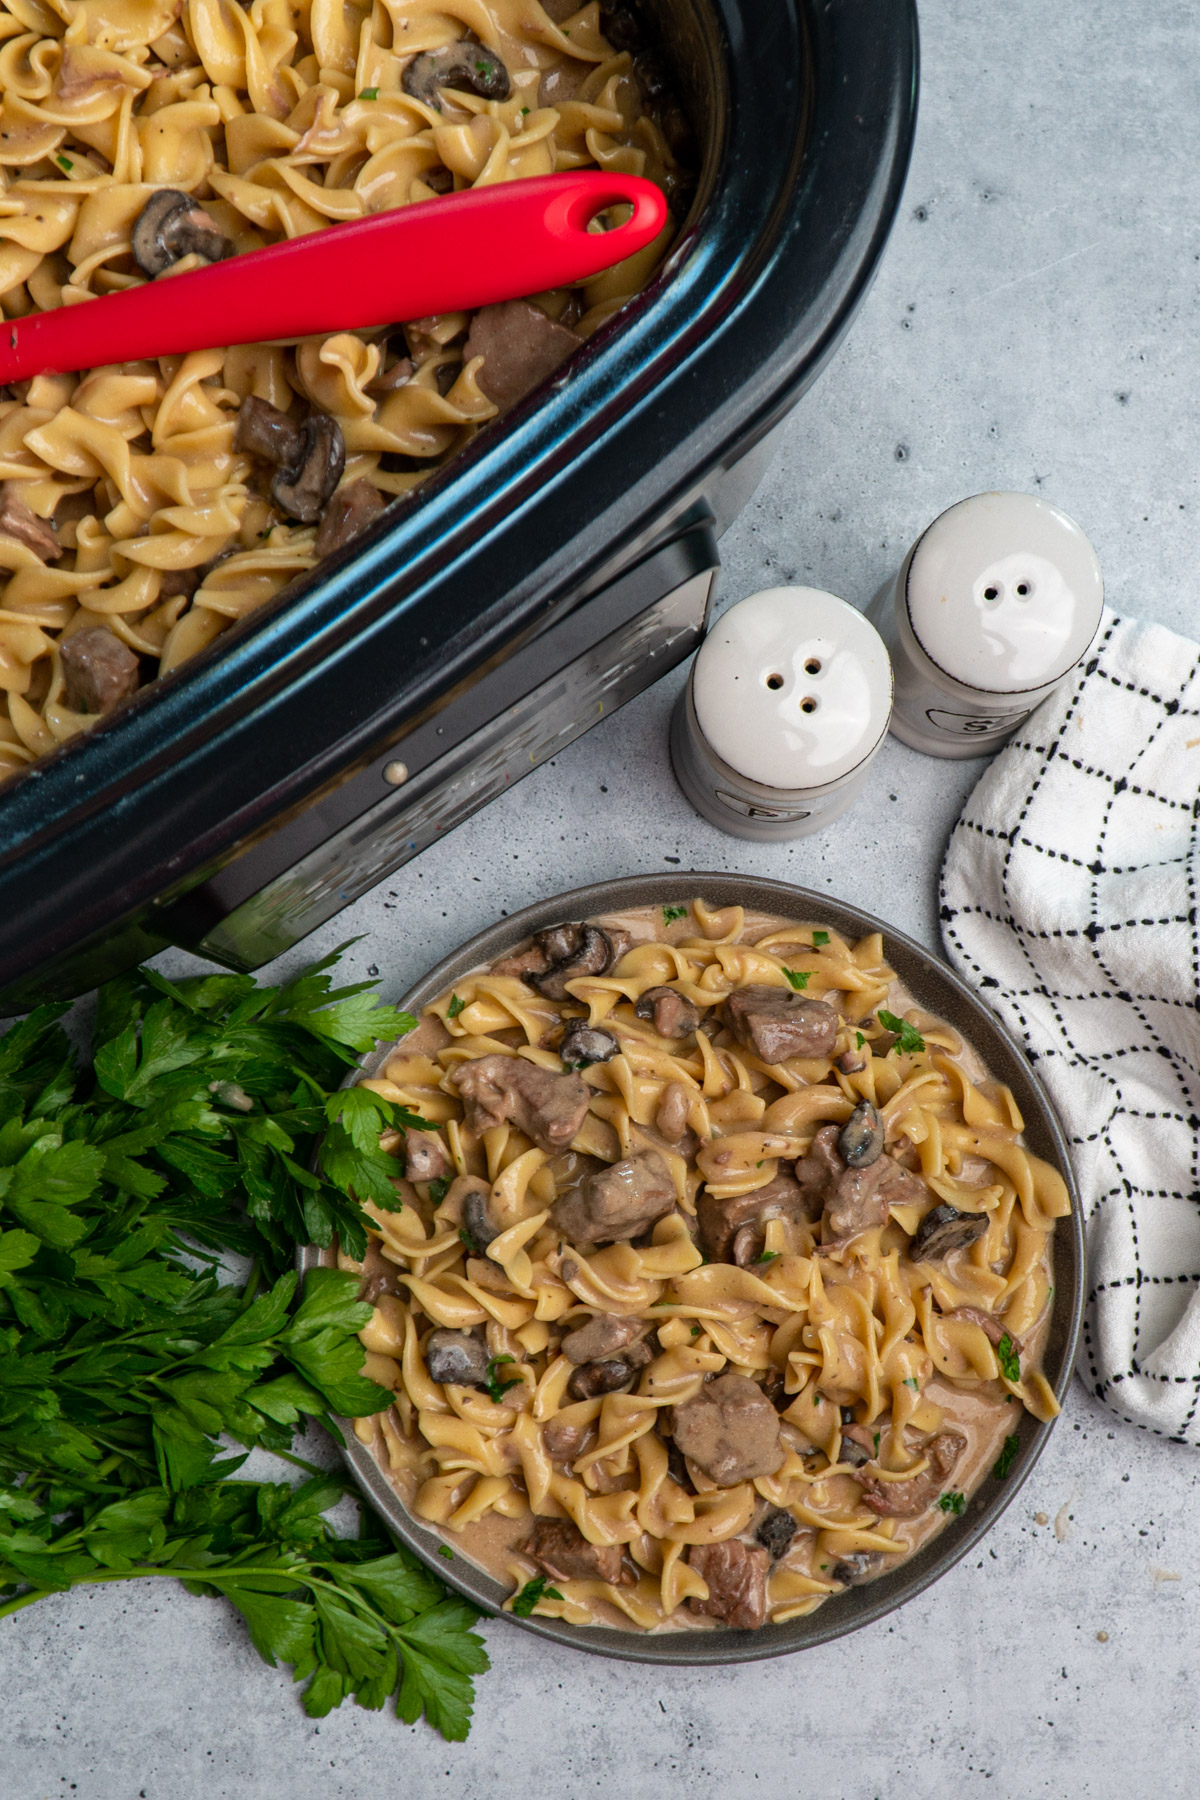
[0,171,668,383]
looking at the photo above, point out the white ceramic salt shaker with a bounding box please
[868,492,1104,757]
[669,586,893,840]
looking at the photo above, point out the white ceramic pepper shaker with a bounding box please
[868,492,1104,757]
[669,586,893,839]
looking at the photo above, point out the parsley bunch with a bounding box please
[0,954,490,1739]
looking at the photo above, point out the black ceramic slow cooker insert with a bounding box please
[0,0,919,1009]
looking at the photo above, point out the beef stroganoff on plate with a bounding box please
[338,899,1069,1632]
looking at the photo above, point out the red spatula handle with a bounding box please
[0,172,667,383]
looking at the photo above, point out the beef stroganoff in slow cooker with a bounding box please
[0,0,687,776]
[340,899,1069,1632]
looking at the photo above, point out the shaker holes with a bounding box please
[800,696,819,714]
[766,672,784,690]
[983,586,1000,601]
[804,658,822,675]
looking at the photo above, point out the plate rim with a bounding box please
[299,870,1085,1666]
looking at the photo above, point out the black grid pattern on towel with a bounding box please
[939,610,1200,1443]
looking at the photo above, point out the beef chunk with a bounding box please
[315,477,385,556]
[725,985,839,1064]
[0,485,59,560]
[550,1148,675,1246]
[404,1128,449,1182]
[491,942,551,980]
[696,1169,817,1264]
[566,1337,654,1401]
[755,1505,797,1561]
[525,1517,632,1585]
[855,1429,967,1518]
[59,627,140,716]
[687,1540,770,1630]
[561,1313,647,1365]
[465,299,581,411]
[451,1053,589,1153]
[424,1328,490,1388]
[912,1203,989,1261]
[357,1236,403,1304]
[794,1124,926,1243]
[671,1373,784,1486]
[635,985,701,1037]
[542,1415,592,1461]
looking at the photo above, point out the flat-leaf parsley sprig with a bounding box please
[0,951,490,1737]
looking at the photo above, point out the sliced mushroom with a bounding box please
[132,188,233,276]
[270,413,346,524]
[831,1551,881,1586]
[912,1203,989,1262]
[233,395,303,466]
[755,1505,797,1562]
[566,1337,654,1401]
[838,1100,884,1169]
[401,42,510,110]
[559,1023,619,1067]
[528,922,620,1000]
[635,985,701,1038]
[458,1180,500,1255]
[654,1080,691,1143]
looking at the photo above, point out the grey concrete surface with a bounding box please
[6,0,1200,1794]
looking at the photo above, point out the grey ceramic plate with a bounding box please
[299,873,1084,1665]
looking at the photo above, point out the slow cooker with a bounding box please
[0,0,918,1009]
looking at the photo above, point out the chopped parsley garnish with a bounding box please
[511,1574,563,1616]
[996,1332,1021,1383]
[438,1544,455,1560]
[690,1324,702,1338]
[856,1031,866,1049]
[903,1376,921,1390]
[812,930,830,947]
[427,1175,451,1205]
[753,1250,780,1265]
[783,968,810,991]
[938,1491,966,1515]
[56,153,73,172]
[877,1008,926,1055]
[662,904,688,924]
[359,86,379,98]
[485,1355,521,1404]
[459,1226,478,1253]
[446,993,466,1019]
[521,105,530,114]
[992,1433,1020,1480]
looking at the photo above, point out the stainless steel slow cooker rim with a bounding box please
[300,871,1084,1668]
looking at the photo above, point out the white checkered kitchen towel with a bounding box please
[940,608,1200,1442]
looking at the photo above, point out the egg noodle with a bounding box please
[0,0,682,775]
[341,900,1070,1632]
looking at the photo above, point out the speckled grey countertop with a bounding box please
[7,2,1200,1794]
